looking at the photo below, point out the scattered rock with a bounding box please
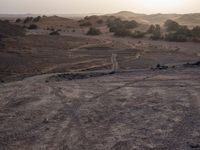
[184,61,200,67]
[188,142,200,149]
[48,72,115,82]
[151,64,169,70]
[43,118,49,124]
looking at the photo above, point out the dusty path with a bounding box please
[0,68,200,150]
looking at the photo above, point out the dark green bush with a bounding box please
[113,28,131,37]
[0,20,25,36]
[164,19,180,31]
[49,30,60,35]
[191,37,200,42]
[147,25,155,34]
[23,17,33,24]
[86,27,101,35]
[165,33,187,42]
[150,24,162,40]
[96,19,103,24]
[191,26,200,37]
[164,25,191,42]
[33,16,41,22]
[15,18,21,23]
[0,34,5,48]
[108,18,138,37]
[176,26,191,37]
[80,22,92,27]
[131,31,145,38]
[28,24,38,29]
[108,18,138,32]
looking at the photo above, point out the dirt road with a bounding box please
[0,68,200,150]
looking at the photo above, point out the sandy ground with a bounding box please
[0,33,200,82]
[0,67,200,150]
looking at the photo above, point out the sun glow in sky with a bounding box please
[132,0,187,13]
[139,0,184,9]
[0,0,199,14]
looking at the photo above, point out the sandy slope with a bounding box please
[0,67,200,150]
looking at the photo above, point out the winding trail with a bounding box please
[0,68,200,150]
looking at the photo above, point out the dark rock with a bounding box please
[188,142,200,149]
[184,61,200,67]
[154,64,169,70]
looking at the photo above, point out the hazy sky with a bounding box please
[0,0,200,14]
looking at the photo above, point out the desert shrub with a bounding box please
[131,31,145,38]
[164,19,180,31]
[0,20,25,36]
[49,30,60,35]
[176,26,191,37]
[125,20,138,29]
[23,17,33,24]
[96,19,103,24]
[165,33,187,42]
[114,28,131,37]
[108,18,138,37]
[33,16,41,22]
[0,34,5,47]
[0,33,3,42]
[80,22,92,27]
[108,18,138,32]
[191,37,200,42]
[164,25,191,42]
[150,24,162,40]
[0,34,3,39]
[86,27,101,35]
[28,24,38,29]
[15,18,21,23]
[84,16,90,20]
[191,26,200,37]
[147,25,155,33]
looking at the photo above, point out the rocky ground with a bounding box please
[0,67,200,150]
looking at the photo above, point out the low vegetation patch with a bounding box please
[33,16,41,22]
[28,24,38,30]
[0,20,25,37]
[23,17,33,24]
[164,19,180,31]
[86,27,101,35]
[80,22,92,27]
[164,20,200,42]
[96,19,103,24]
[15,18,21,23]
[49,30,60,35]
[148,24,162,40]
[0,33,5,48]
[108,18,138,33]
[48,72,114,82]
[131,31,145,38]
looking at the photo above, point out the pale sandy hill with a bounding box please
[108,11,200,27]
[79,15,111,27]
[175,14,200,27]
[111,11,145,20]
[36,16,79,30]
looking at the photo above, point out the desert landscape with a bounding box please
[0,1,200,149]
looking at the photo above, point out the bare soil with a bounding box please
[0,68,200,150]
[0,34,200,82]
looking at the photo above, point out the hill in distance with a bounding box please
[108,11,200,27]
